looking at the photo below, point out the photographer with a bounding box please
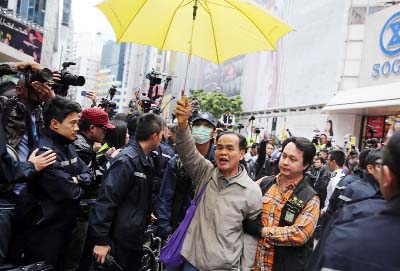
[0,61,58,265]
[0,121,56,266]
[98,86,117,117]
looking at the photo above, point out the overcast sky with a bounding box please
[71,0,115,41]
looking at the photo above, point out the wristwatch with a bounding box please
[9,63,18,73]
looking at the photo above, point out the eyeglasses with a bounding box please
[96,125,107,131]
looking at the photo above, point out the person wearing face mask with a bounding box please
[157,112,216,241]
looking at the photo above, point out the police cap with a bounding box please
[192,112,217,128]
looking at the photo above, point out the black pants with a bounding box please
[113,244,143,271]
[0,204,13,264]
[22,224,73,270]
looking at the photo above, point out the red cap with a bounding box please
[80,108,115,129]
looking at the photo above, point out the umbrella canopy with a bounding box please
[97,0,292,64]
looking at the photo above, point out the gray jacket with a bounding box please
[176,127,262,270]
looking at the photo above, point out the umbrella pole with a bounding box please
[182,0,198,96]
[177,0,198,124]
[183,53,191,95]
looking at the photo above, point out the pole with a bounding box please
[182,0,198,93]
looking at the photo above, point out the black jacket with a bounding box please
[309,196,397,271]
[73,133,100,199]
[255,156,280,180]
[0,96,43,150]
[0,124,36,194]
[17,128,90,230]
[307,165,330,209]
[157,145,215,237]
[90,141,155,250]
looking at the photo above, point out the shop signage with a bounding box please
[360,5,400,86]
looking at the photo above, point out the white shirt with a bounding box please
[323,168,345,211]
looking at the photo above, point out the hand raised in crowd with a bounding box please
[174,90,191,130]
[93,245,111,264]
[31,81,55,101]
[86,90,97,106]
[28,148,57,171]
[16,61,42,72]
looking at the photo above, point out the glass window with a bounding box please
[62,0,71,26]
[349,7,366,24]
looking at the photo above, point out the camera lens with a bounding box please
[40,68,53,81]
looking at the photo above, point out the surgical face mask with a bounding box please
[192,125,213,144]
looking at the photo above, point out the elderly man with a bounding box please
[173,96,262,270]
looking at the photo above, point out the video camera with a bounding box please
[53,62,85,96]
[146,69,172,101]
[99,85,117,109]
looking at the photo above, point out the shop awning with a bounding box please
[322,82,400,115]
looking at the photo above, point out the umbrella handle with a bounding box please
[177,89,189,123]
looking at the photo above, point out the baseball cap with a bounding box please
[80,108,115,129]
[192,112,217,128]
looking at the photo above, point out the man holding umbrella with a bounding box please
[172,95,262,270]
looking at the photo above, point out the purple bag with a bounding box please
[160,182,208,267]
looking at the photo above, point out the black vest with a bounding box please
[223,114,233,124]
[260,176,317,271]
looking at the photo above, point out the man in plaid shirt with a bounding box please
[245,137,320,271]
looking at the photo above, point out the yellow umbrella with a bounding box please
[96,0,292,65]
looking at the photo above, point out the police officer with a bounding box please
[18,97,91,269]
[157,112,216,238]
[91,113,164,270]
[219,108,235,129]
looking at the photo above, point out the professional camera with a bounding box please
[146,69,164,100]
[141,96,152,113]
[237,123,244,129]
[60,62,85,86]
[146,69,163,85]
[99,85,117,109]
[53,62,85,96]
[249,115,255,121]
[365,138,379,149]
[24,67,53,88]
[255,128,261,134]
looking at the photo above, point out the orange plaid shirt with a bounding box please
[253,175,320,271]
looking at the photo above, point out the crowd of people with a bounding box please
[0,61,399,271]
